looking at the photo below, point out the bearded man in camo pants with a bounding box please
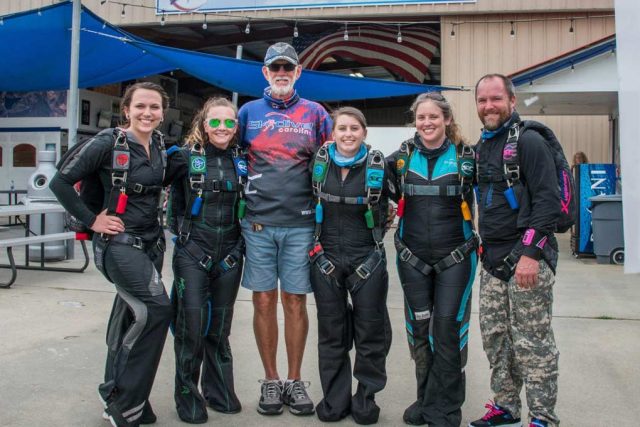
[469,74,560,427]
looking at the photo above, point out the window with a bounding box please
[13,144,36,167]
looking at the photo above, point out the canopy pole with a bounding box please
[232,45,243,106]
[68,0,81,148]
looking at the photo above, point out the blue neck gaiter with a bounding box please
[263,88,300,109]
[481,114,517,140]
[328,143,368,167]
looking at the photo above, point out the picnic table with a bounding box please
[0,189,28,225]
[0,203,89,288]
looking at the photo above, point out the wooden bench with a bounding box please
[0,232,90,288]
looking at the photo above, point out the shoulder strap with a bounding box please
[503,121,521,186]
[365,148,385,205]
[106,128,130,215]
[457,143,475,186]
[178,142,206,242]
[395,139,415,218]
[312,142,331,197]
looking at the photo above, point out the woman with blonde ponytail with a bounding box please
[387,92,478,426]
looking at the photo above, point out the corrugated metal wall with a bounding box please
[441,13,616,162]
[1,1,614,25]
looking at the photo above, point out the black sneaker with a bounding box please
[469,401,522,427]
[257,379,284,415]
[529,418,548,427]
[283,380,315,416]
[102,401,157,425]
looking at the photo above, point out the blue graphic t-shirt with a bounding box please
[238,89,332,226]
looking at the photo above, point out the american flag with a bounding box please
[297,25,440,83]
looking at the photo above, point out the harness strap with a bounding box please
[308,243,336,276]
[402,183,463,197]
[107,232,165,252]
[477,175,506,183]
[503,122,521,186]
[125,182,163,194]
[432,233,480,273]
[179,238,244,276]
[395,231,479,275]
[317,191,371,205]
[200,179,242,192]
[394,231,434,276]
[308,241,384,294]
[106,129,130,215]
[345,248,384,294]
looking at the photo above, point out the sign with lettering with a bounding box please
[157,0,475,13]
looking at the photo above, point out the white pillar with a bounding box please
[615,0,640,273]
[232,45,243,106]
[67,0,81,147]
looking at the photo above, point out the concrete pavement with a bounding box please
[0,230,638,426]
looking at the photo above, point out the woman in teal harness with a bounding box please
[164,97,246,424]
[310,106,392,425]
[388,93,478,426]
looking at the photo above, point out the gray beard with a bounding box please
[270,83,294,97]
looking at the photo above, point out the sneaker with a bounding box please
[283,380,315,416]
[257,379,284,415]
[529,418,548,427]
[469,401,522,427]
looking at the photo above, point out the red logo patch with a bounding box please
[116,153,129,167]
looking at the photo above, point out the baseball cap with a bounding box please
[264,42,299,66]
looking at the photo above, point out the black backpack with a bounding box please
[56,128,167,237]
[501,120,577,233]
[56,129,125,236]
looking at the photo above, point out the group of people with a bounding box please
[50,41,562,427]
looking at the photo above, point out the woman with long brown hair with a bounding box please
[51,82,172,426]
[388,92,479,426]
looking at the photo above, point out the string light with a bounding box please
[343,23,349,41]
[397,25,402,43]
[202,14,207,30]
[0,17,4,25]
[121,4,126,18]
[293,21,298,38]
[160,13,165,26]
[84,1,613,40]
[571,63,575,71]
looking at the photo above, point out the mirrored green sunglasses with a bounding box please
[208,118,237,129]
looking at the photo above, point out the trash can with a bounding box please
[26,150,67,261]
[590,194,624,265]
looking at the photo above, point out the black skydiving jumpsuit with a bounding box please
[388,136,478,427]
[164,143,244,424]
[50,129,171,427]
[310,146,392,425]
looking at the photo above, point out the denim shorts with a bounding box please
[241,222,314,294]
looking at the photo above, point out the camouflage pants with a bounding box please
[479,261,560,426]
